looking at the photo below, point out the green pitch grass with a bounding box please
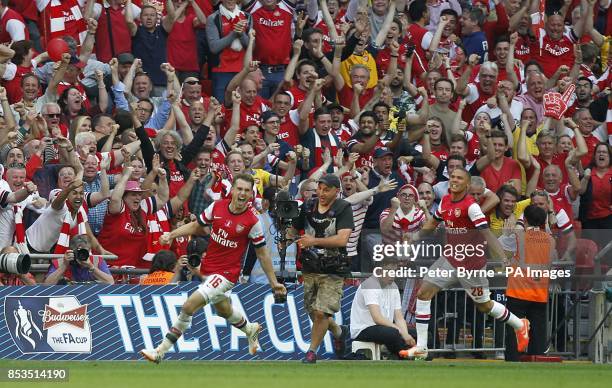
[0,360,610,388]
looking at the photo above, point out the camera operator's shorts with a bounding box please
[196,274,234,304]
[303,273,344,315]
[422,257,491,304]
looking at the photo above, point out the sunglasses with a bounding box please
[184,80,200,85]
[44,113,61,118]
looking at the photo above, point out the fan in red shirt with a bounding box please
[479,130,522,194]
[332,40,399,110]
[141,174,286,364]
[97,166,169,270]
[0,1,28,45]
[271,91,300,147]
[531,12,587,78]
[456,55,498,123]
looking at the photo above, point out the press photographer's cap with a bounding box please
[374,147,393,158]
[318,174,341,189]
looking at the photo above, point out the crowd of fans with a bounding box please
[0,0,609,305]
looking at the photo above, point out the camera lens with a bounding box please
[187,254,201,267]
[75,248,89,261]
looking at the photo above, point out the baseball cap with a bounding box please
[318,174,341,189]
[373,147,393,158]
[117,52,135,65]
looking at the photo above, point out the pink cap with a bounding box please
[124,181,149,193]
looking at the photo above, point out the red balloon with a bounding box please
[47,38,69,62]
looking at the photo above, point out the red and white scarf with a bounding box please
[13,205,29,254]
[142,208,171,261]
[48,0,87,44]
[312,131,338,173]
[54,206,88,254]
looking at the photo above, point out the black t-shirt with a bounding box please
[294,198,354,256]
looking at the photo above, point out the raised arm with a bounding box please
[374,0,397,47]
[79,18,98,63]
[456,54,479,96]
[320,0,339,42]
[108,167,132,214]
[224,91,242,147]
[428,14,450,54]
[224,29,256,106]
[125,0,138,36]
[506,33,519,89]
[298,79,325,136]
[162,0,178,32]
[189,0,208,27]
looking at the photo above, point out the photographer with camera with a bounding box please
[44,235,114,285]
[177,237,205,283]
[291,174,354,363]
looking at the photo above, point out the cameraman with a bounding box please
[243,187,297,284]
[44,235,114,285]
[292,175,354,363]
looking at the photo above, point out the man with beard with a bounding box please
[26,178,109,255]
[347,111,385,169]
[488,185,520,234]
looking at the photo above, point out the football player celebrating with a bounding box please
[140,174,286,363]
[402,169,530,360]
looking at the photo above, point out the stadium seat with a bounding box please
[351,341,381,361]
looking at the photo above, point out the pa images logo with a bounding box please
[4,296,92,354]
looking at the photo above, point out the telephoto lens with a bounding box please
[0,253,31,274]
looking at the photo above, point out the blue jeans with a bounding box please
[211,72,237,104]
[260,67,286,99]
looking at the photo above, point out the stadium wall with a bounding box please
[0,284,356,361]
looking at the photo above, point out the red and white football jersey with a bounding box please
[434,193,488,269]
[197,199,265,282]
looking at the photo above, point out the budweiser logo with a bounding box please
[42,305,88,330]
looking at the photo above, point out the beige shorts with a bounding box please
[302,273,344,315]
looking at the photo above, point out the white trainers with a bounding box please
[399,346,428,360]
[245,322,262,355]
[140,348,163,364]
